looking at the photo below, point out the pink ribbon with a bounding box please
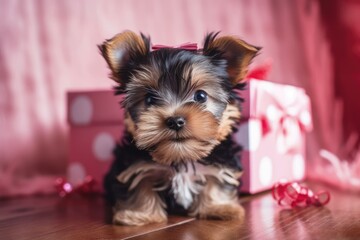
[55,176,97,197]
[272,180,330,208]
[152,43,198,51]
[276,114,304,154]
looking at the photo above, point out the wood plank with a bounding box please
[1,182,360,239]
[0,195,194,240]
[131,182,360,240]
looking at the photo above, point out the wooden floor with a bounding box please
[1,181,360,240]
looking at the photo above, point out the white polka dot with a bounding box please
[70,96,93,125]
[266,104,279,122]
[292,154,305,179]
[67,162,86,185]
[259,156,273,186]
[249,120,262,151]
[300,110,311,126]
[92,132,115,161]
[235,120,261,151]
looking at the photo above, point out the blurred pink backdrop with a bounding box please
[0,0,358,197]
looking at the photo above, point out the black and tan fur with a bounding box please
[99,30,259,225]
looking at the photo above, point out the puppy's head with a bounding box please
[99,31,259,165]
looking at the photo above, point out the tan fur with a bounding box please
[134,104,221,165]
[176,104,219,141]
[217,104,241,141]
[207,36,259,85]
[133,107,173,149]
[151,138,219,165]
[196,203,245,221]
[127,64,161,91]
[113,185,167,226]
[115,161,244,224]
[124,113,136,136]
[189,169,244,221]
[114,161,172,226]
[116,161,172,191]
[100,30,147,83]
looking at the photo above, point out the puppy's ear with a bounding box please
[98,30,150,83]
[203,32,260,85]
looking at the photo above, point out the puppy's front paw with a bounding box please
[113,209,167,226]
[198,204,245,221]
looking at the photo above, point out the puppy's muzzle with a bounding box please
[165,116,186,131]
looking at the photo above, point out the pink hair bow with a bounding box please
[152,42,198,51]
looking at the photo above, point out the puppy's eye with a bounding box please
[194,90,207,103]
[145,93,156,106]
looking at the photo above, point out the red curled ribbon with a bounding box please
[55,176,97,197]
[152,43,198,51]
[272,181,330,208]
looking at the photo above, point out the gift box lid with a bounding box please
[67,90,124,126]
[239,79,313,132]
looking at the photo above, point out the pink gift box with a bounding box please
[67,124,124,192]
[236,79,312,193]
[235,120,306,193]
[67,90,124,126]
[67,90,126,192]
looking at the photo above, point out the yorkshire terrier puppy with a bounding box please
[99,31,259,226]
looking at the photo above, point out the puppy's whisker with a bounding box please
[183,160,188,172]
[191,161,197,175]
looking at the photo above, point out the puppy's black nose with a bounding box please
[166,116,186,131]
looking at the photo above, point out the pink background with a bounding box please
[1,0,359,197]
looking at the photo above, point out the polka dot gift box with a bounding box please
[67,90,124,192]
[235,79,313,194]
[67,90,124,126]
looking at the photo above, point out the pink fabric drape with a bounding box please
[319,0,360,153]
[0,0,355,197]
